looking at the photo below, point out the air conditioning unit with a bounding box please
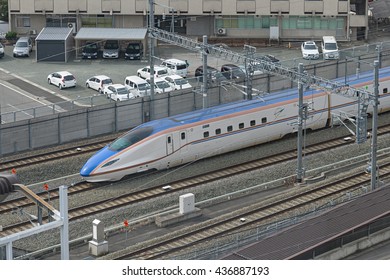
[216,28,226,36]
[67,22,76,34]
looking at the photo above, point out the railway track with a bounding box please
[0,131,358,225]
[0,138,114,173]
[1,124,390,238]
[0,125,390,237]
[108,162,390,260]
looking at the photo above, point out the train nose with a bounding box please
[79,146,117,177]
[80,161,95,177]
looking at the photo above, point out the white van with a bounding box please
[124,75,151,97]
[161,58,189,78]
[321,36,339,60]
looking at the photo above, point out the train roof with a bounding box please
[139,66,390,134]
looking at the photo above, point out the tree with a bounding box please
[0,0,8,22]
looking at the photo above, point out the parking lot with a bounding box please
[0,41,304,103]
[0,34,389,112]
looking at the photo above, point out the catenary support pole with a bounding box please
[371,60,379,190]
[296,63,305,183]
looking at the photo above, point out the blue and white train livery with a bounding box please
[80,66,390,182]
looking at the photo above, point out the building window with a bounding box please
[216,16,277,29]
[215,128,221,135]
[239,123,244,129]
[250,120,256,126]
[181,132,185,140]
[227,125,233,132]
[203,131,209,138]
[282,16,345,30]
[261,117,267,123]
[383,88,388,94]
[167,136,171,143]
[80,15,113,28]
[16,16,31,28]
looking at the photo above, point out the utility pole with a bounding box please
[148,0,155,121]
[202,35,208,109]
[296,63,305,184]
[244,45,256,100]
[370,60,379,190]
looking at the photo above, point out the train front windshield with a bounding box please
[109,126,154,151]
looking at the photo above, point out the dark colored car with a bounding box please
[125,42,143,60]
[195,65,227,85]
[256,54,280,64]
[254,54,280,70]
[220,64,246,81]
[82,42,99,59]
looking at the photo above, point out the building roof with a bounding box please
[221,185,390,260]
[75,28,147,41]
[36,27,73,41]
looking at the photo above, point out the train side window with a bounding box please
[181,132,185,140]
[239,123,244,129]
[167,136,171,144]
[227,125,233,132]
[250,120,256,126]
[203,131,209,138]
[383,88,388,94]
[261,117,267,124]
[215,128,221,135]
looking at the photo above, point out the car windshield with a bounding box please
[102,79,113,85]
[176,64,187,70]
[127,45,140,51]
[109,126,154,151]
[84,45,97,51]
[138,83,151,91]
[16,42,28,47]
[304,44,317,50]
[116,87,128,95]
[175,78,188,85]
[63,75,75,81]
[156,81,170,89]
[232,68,244,75]
[105,42,118,49]
[325,43,337,50]
[157,69,168,75]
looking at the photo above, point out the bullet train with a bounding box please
[80,66,390,182]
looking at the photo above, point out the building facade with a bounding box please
[8,0,368,41]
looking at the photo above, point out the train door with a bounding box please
[166,134,174,155]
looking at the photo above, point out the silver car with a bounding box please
[102,40,120,59]
[13,37,33,57]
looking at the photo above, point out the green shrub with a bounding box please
[5,31,17,40]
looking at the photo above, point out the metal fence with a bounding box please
[1,44,390,156]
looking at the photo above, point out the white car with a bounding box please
[301,41,320,60]
[86,75,113,93]
[0,42,4,58]
[47,71,76,89]
[104,84,135,101]
[137,66,169,79]
[164,74,192,91]
[146,77,174,94]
